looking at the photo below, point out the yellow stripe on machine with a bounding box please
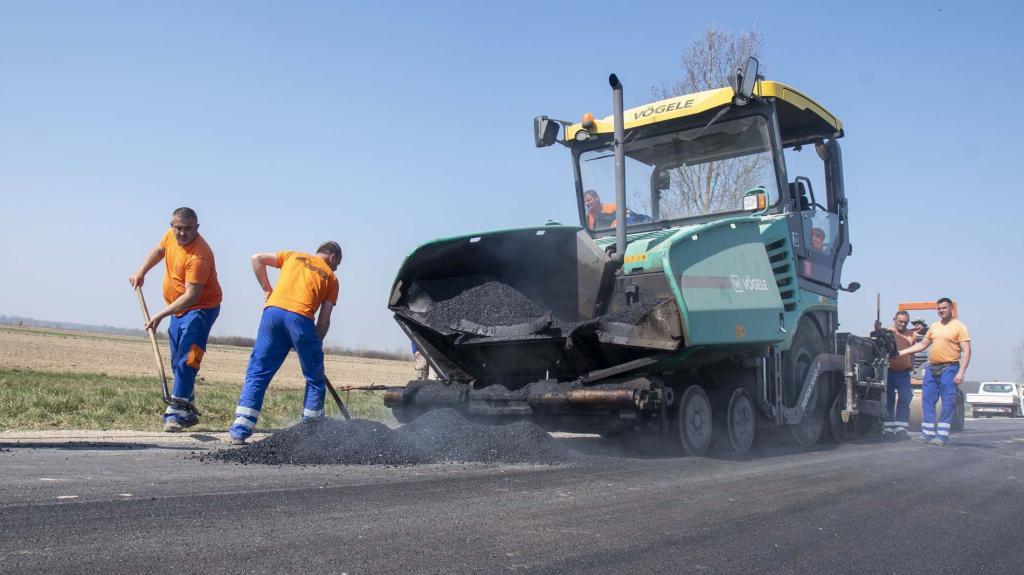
[564,81,842,141]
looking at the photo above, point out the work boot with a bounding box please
[928,438,947,447]
[911,434,932,443]
[894,429,910,441]
[229,435,247,446]
[162,414,199,433]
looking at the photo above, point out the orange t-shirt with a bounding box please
[888,328,916,371]
[265,251,339,320]
[925,318,970,363]
[587,204,617,229]
[159,229,222,315]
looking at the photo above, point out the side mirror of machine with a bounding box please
[742,188,767,212]
[840,281,861,293]
[534,116,560,148]
[733,56,760,104]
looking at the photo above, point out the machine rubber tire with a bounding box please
[723,388,756,453]
[675,386,713,456]
[909,390,923,431]
[784,318,830,447]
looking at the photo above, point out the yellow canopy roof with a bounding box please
[564,81,842,144]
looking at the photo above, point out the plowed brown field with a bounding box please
[0,326,413,389]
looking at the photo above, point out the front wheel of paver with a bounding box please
[784,318,830,447]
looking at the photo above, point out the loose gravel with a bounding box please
[210,408,582,466]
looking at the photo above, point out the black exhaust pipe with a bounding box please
[609,74,626,263]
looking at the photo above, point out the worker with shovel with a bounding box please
[129,207,222,431]
[228,241,342,445]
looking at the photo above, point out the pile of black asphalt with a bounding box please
[211,408,583,466]
[407,275,666,338]
[412,275,547,328]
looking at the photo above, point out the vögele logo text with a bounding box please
[729,274,770,293]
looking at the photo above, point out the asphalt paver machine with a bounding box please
[385,59,893,454]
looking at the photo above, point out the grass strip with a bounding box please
[0,368,392,432]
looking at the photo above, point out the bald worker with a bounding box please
[129,207,222,431]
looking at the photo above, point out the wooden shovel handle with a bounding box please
[135,286,171,400]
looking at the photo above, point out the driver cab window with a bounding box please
[579,116,779,231]
[784,145,837,255]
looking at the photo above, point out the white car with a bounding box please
[966,381,1023,418]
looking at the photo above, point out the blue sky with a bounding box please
[1,1,1021,380]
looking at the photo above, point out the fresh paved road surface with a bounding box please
[2,419,1023,574]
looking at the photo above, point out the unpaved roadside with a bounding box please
[0,326,413,389]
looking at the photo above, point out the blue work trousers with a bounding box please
[885,369,912,433]
[230,306,327,438]
[920,362,959,442]
[165,306,220,422]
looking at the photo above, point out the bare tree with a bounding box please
[654,25,764,100]
[640,26,767,219]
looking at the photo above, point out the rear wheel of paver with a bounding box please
[724,388,756,453]
[675,386,713,456]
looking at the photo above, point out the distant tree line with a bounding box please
[0,315,409,361]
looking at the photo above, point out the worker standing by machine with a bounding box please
[882,311,916,439]
[228,242,342,445]
[898,298,971,445]
[128,207,222,431]
[911,318,928,341]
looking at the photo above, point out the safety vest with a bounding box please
[588,204,617,229]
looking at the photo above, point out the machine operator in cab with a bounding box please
[584,189,651,230]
